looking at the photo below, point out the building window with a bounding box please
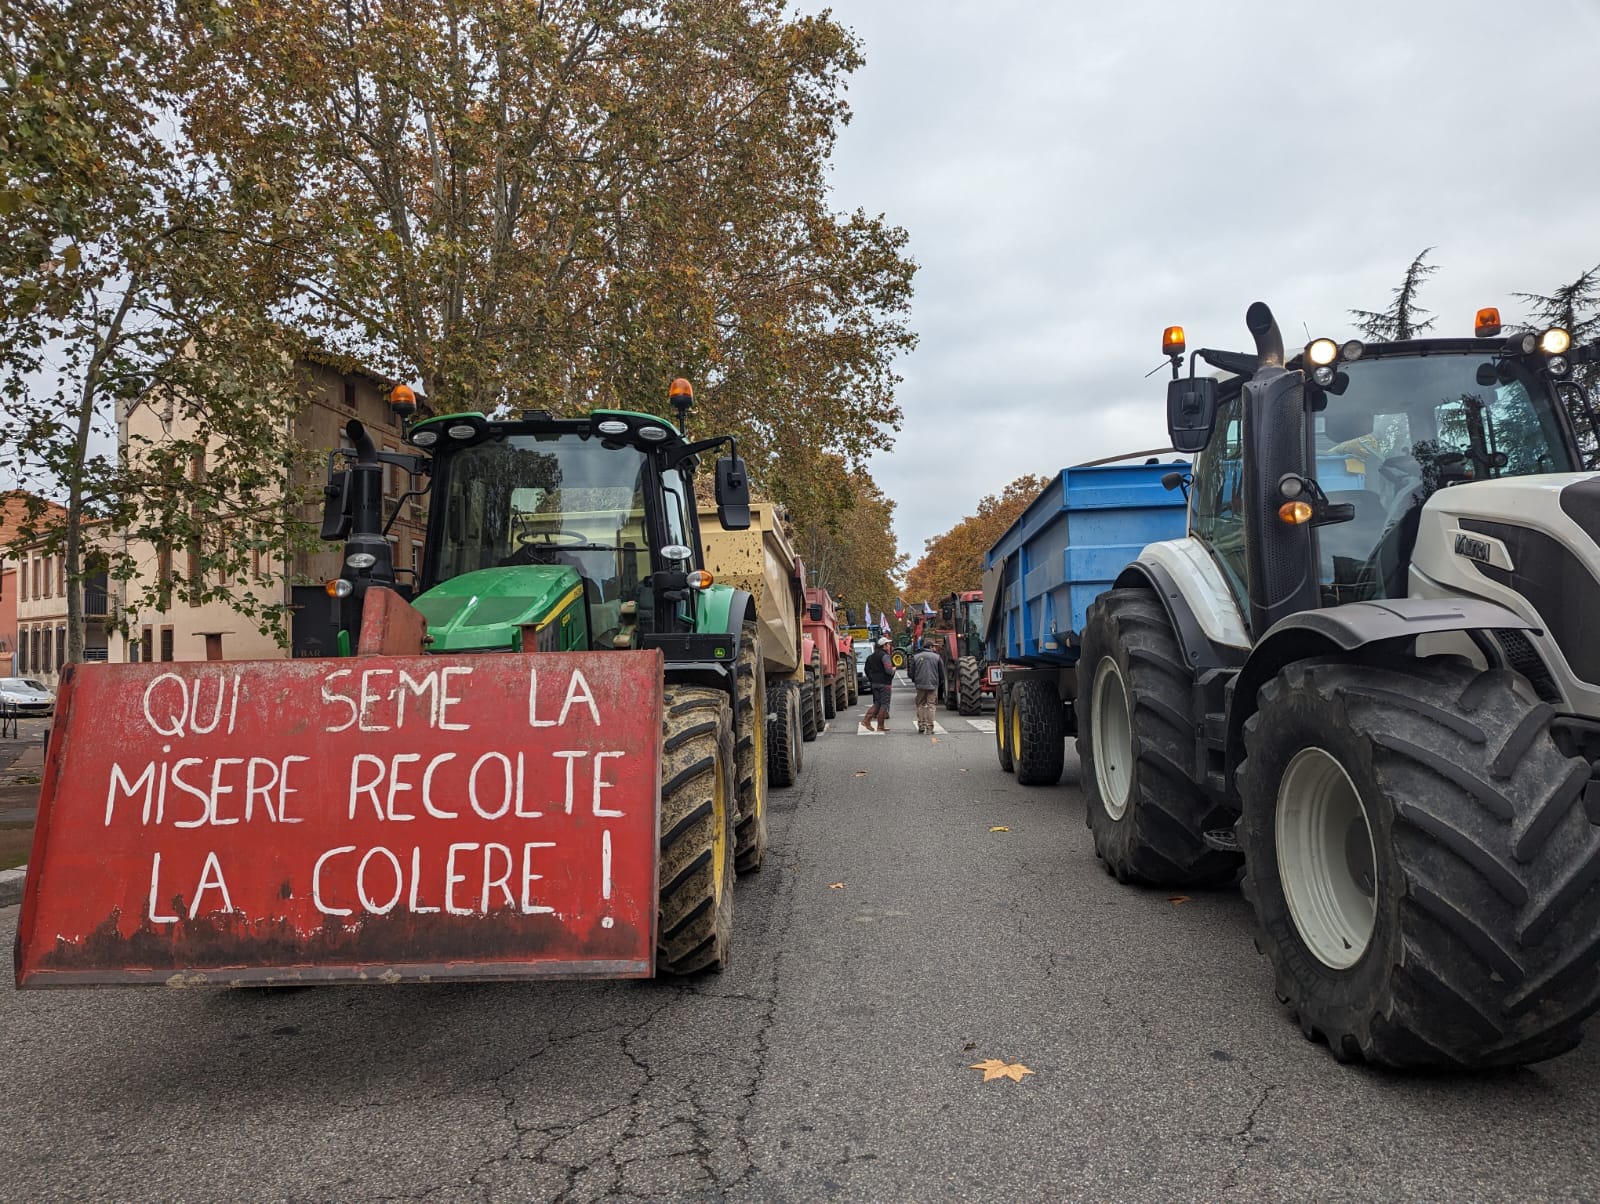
[344,380,357,409]
[55,625,64,670]
[18,560,25,602]
[141,626,154,663]
[160,626,174,662]
[16,626,26,673]
[57,556,65,595]
[157,547,173,605]
[32,556,41,599]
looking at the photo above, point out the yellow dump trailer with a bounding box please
[699,502,809,786]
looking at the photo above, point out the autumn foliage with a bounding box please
[904,475,1048,604]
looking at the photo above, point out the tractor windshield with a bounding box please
[961,599,984,635]
[435,434,653,609]
[1312,351,1575,602]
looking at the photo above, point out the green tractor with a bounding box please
[317,380,767,975]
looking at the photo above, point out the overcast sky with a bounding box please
[803,0,1600,572]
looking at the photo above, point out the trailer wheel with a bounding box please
[768,680,800,787]
[1237,658,1600,1069]
[801,667,820,742]
[1011,677,1065,785]
[957,655,982,716]
[1078,589,1239,886]
[995,684,1015,773]
[658,685,737,975]
[733,623,768,875]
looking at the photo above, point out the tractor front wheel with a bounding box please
[733,622,768,875]
[1238,658,1600,1069]
[957,655,982,715]
[657,684,737,975]
[1078,589,1239,886]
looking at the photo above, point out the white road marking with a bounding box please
[967,718,996,734]
[856,720,949,735]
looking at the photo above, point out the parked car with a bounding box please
[853,640,874,692]
[0,677,55,717]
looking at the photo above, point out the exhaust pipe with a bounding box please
[1246,301,1284,370]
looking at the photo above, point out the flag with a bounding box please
[863,603,873,626]
[922,600,935,615]
[895,596,905,619]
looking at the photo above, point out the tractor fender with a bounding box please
[661,586,755,699]
[1222,595,1539,784]
[1114,555,1248,674]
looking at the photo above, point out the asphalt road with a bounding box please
[3,679,1598,1202]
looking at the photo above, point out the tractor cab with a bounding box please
[1164,311,1591,632]
[320,384,751,657]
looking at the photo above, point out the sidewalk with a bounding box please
[0,731,45,905]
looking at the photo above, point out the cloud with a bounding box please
[807,0,1600,561]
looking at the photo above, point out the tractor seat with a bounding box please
[1318,489,1388,598]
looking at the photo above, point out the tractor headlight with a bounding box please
[637,425,669,441]
[1307,338,1339,367]
[1312,365,1336,386]
[446,423,478,440]
[1541,327,1572,356]
[1548,355,1569,376]
[346,552,377,569]
[596,419,629,436]
[410,429,439,448]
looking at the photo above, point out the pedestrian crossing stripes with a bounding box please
[852,716,997,735]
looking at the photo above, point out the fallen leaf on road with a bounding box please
[828,882,845,890]
[1169,895,1191,905]
[853,770,867,777]
[971,1059,1035,1083]
[958,768,969,773]
[989,826,1010,833]
[929,737,939,744]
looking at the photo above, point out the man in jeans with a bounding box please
[909,640,945,734]
[860,636,896,732]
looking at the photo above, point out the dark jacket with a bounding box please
[910,648,944,691]
[865,648,895,686]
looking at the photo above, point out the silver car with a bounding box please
[0,677,55,717]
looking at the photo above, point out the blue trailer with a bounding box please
[981,459,1189,782]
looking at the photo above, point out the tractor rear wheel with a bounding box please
[845,669,858,707]
[957,655,983,715]
[801,667,820,742]
[821,658,837,720]
[834,672,847,714]
[733,622,768,875]
[1011,677,1065,786]
[657,684,737,975]
[1237,658,1600,1069]
[995,684,1015,773]
[768,679,800,787]
[1078,589,1240,886]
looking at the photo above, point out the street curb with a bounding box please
[0,865,24,908]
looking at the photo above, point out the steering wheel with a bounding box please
[1378,454,1419,488]
[516,529,589,548]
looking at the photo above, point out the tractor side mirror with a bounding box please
[716,455,751,530]
[320,469,353,541]
[1167,375,1219,454]
[807,602,824,621]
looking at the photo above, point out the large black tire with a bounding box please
[995,684,1015,773]
[768,679,800,787]
[835,672,848,713]
[658,684,737,975]
[1078,588,1241,886]
[821,656,837,720]
[1011,677,1066,786]
[801,667,819,742]
[957,655,982,716]
[845,668,858,707]
[732,623,768,875]
[942,659,959,711]
[1237,658,1600,1069]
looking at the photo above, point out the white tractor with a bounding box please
[1079,301,1600,1069]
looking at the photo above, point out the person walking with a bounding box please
[860,635,897,732]
[909,640,945,735]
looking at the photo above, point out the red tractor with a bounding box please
[801,587,850,729]
[927,590,992,715]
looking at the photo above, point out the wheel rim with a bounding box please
[751,674,766,824]
[712,744,729,903]
[1276,747,1376,970]
[995,698,1006,757]
[1091,658,1133,819]
[1010,701,1022,763]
